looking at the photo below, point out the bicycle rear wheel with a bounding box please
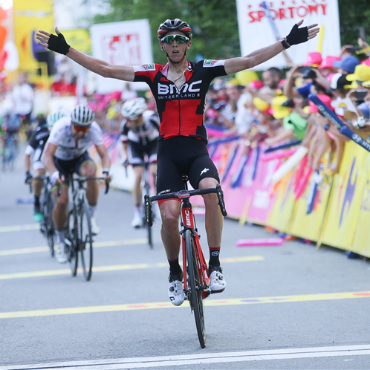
[67,208,78,277]
[79,203,93,281]
[185,229,206,348]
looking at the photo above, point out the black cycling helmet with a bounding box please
[157,18,192,40]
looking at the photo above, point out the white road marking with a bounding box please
[2,345,370,369]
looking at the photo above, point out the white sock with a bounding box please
[89,205,97,218]
[56,229,65,244]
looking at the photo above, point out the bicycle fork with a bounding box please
[181,201,211,300]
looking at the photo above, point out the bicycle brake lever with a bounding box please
[144,195,153,227]
[216,184,227,217]
[104,180,110,194]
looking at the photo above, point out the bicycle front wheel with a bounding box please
[67,208,78,277]
[185,229,206,348]
[44,191,55,257]
[79,203,93,281]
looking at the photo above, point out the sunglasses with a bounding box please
[161,35,189,44]
[72,124,90,133]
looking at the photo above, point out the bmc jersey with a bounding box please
[120,110,160,145]
[48,117,104,160]
[25,124,50,162]
[133,60,227,143]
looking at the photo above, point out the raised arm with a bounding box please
[224,20,319,75]
[36,28,135,81]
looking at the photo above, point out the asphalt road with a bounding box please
[1,152,370,370]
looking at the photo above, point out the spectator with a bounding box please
[12,73,34,134]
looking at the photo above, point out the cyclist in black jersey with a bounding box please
[25,112,65,221]
[36,18,319,306]
[120,98,160,228]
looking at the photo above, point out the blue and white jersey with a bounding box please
[48,117,103,160]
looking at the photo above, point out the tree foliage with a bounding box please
[338,0,370,46]
[92,0,370,63]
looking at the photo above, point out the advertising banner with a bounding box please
[90,19,153,94]
[13,0,54,69]
[319,142,367,250]
[350,156,370,257]
[246,149,279,225]
[236,0,341,69]
[267,170,296,233]
[61,29,91,55]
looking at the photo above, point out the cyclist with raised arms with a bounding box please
[37,19,319,303]
[120,97,159,228]
[25,112,65,221]
[41,105,111,263]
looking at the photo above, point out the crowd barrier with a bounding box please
[99,132,370,258]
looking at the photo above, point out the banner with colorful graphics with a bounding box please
[319,141,368,250]
[288,155,332,241]
[246,147,279,225]
[236,0,341,69]
[349,156,370,257]
[61,29,91,55]
[13,0,54,69]
[267,170,296,233]
[90,19,153,94]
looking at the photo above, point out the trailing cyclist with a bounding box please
[120,97,159,228]
[41,105,111,263]
[24,112,65,221]
[36,18,319,303]
[1,107,21,165]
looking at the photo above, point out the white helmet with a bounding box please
[121,98,147,120]
[47,112,66,128]
[71,105,95,127]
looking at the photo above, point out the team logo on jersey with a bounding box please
[142,63,155,70]
[204,59,217,66]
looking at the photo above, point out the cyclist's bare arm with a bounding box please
[41,142,58,174]
[95,143,111,170]
[36,28,135,82]
[224,20,319,75]
[24,154,31,173]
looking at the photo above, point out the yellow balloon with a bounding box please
[235,70,258,85]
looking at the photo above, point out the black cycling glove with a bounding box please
[286,24,309,46]
[48,32,70,55]
[25,171,32,184]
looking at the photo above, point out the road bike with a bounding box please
[124,160,157,249]
[65,175,109,281]
[145,176,227,348]
[2,132,18,171]
[29,175,56,257]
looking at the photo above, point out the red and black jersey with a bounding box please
[133,60,227,143]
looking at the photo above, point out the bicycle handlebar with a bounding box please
[71,176,110,194]
[144,184,227,227]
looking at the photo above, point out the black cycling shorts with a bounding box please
[54,151,94,178]
[128,139,157,166]
[156,136,219,194]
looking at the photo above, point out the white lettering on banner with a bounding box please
[247,3,327,23]
[253,190,270,209]
[185,210,191,226]
[102,34,141,66]
[236,0,341,69]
